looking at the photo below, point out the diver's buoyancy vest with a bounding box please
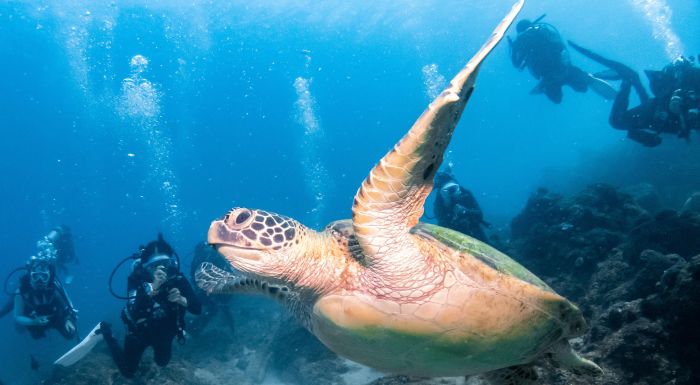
[20,283,63,317]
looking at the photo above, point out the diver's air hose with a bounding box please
[3,267,28,295]
[108,255,140,300]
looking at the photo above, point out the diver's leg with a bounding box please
[152,333,174,367]
[100,323,144,378]
[566,66,589,93]
[609,81,632,129]
[120,332,147,378]
[626,129,662,147]
[100,323,125,371]
[609,81,662,146]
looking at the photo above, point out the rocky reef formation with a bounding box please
[42,184,700,385]
[510,184,700,385]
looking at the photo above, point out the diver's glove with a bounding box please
[64,319,76,335]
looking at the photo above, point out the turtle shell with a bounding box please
[310,222,586,377]
[412,223,552,292]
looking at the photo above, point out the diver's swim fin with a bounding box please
[568,40,649,102]
[586,73,617,100]
[567,41,632,78]
[593,69,622,81]
[53,323,104,367]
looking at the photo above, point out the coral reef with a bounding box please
[511,184,700,385]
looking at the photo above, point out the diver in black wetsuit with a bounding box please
[1,226,78,319]
[509,16,615,104]
[98,234,201,378]
[13,257,77,340]
[570,42,700,146]
[433,169,490,243]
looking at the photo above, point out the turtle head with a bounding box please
[208,207,307,280]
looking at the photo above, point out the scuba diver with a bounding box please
[569,42,700,147]
[98,234,201,378]
[433,168,490,243]
[13,256,78,340]
[1,226,77,319]
[508,15,615,104]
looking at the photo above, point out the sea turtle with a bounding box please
[197,1,603,383]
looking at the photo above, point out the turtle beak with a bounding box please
[208,219,233,246]
[208,220,263,263]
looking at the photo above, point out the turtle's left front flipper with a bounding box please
[195,262,244,294]
[351,0,525,263]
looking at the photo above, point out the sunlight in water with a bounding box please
[630,0,684,60]
[294,76,329,228]
[118,55,182,235]
[119,55,160,119]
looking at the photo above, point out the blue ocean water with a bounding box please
[0,0,698,384]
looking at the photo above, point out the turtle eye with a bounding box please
[227,208,254,228]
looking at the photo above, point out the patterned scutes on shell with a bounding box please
[412,223,554,293]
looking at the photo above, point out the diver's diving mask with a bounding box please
[142,254,175,274]
[30,265,51,286]
[441,182,460,197]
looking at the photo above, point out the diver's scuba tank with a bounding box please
[43,226,76,264]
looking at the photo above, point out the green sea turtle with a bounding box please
[197,1,603,383]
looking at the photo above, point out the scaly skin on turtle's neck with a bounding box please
[278,221,447,302]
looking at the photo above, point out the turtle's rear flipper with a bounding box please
[480,365,538,385]
[548,340,603,378]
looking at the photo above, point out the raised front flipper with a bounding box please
[351,1,524,266]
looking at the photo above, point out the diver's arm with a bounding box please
[510,39,527,69]
[178,277,202,315]
[13,293,41,326]
[507,34,529,69]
